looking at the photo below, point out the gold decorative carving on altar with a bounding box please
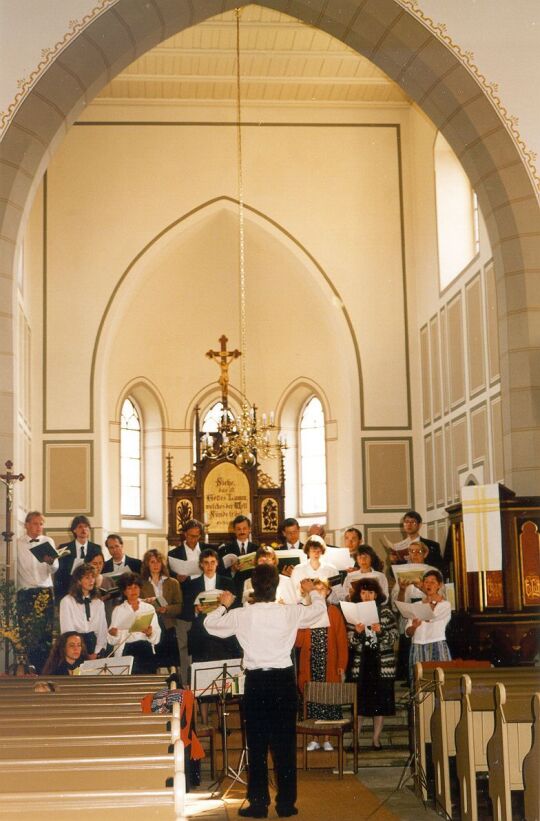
[174,471,196,490]
[204,462,250,533]
[257,469,278,489]
[519,520,540,606]
[260,497,279,533]
[175,499,194,534]
[485,571,504,607]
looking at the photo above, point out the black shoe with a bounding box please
[372,743,383,751]
[238,806,268,818]
[276,808,298,817]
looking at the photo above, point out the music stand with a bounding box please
[191,658,247,795]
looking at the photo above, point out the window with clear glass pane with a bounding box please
[300,396,327,515]
[202,402,234,433]
[121,398,142,517]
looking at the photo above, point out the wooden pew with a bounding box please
[0,677,189,819]
[413,661,492,801]
[427,668,536,819]
[486,682,538,821]
[455,675,537,821]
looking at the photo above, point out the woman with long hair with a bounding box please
[348,577,398,749]
[140,548,182,669]
[59,563,108,657]
[42,631,88,675]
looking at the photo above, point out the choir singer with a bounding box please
[205,564,326,818]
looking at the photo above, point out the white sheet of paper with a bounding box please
[324,547,353,571]
[78,656,134,676]
[168,556,200,577]
[339,600,379,626]
[194,589,223,604]
[391,563,435,583]
[221,553,238,569]
[276,575,297,605]
[394,600,435,621]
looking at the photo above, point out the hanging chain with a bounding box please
[235,7,247,402]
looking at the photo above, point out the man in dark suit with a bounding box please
[54,515,102,601]
[102,533,142,574]
[397,510,445,574]
[218,514,259,597]
[280,517,303,551]
[218,515,258,567]
[168,518,206,685]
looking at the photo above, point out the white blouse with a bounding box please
[407,599,451,645]
[290,560,338,601]
[59,594,108,654]
[108,599,161,656]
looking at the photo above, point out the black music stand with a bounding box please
[191,659,247,795]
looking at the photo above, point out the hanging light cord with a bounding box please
[235,7,248,403]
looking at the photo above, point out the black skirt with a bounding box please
[356,644,395,717]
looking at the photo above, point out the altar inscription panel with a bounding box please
[204,462,251,532]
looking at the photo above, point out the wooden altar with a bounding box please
[446,483,540,665]
[166,411,285,546]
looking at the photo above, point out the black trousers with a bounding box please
[16,587,54,674]
[243,666,298,812]
[123,640,157,674]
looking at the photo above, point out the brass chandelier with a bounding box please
[201,9,285,469]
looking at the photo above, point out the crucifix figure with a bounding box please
[206,335,241,406]
[1,461,25,581]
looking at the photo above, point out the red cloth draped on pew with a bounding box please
[140,687,205,760]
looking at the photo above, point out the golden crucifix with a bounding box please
[206,335,241,406]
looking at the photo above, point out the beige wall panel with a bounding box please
[430,316,442,420]
[44,441,92,515]
[365,526,403,570]
[465,274,486,396]
[148,536,168,552]
[424,433,434,510]
[447,293,466,408]
[450,416,469,499]
[434,427,445,507]
[484,261,501,384]
[444,423,453,504]
[119,534,138,557]
[490,396,504,482]
[420,324,431,425]
[471,402,489,478]
[363,439,412,511]
[436,520,448,553]
[426,523,437,542]
[440,307,450,414]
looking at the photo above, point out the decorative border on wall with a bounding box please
[396,0,539,193]
[0,0,117,135]
[43,439,94,516]
[362,437,414,513]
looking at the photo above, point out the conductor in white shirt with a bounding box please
[16,510,57,672]
[205,564,326,819]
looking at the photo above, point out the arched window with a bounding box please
[201,401,234,434]
[299,396,327,515]
[434,131,479,289]
[120,397,142,517]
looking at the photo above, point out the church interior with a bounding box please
[0,1,539,819]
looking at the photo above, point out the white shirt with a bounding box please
[71,541,90,573]
[59,594,109,654]
[290,560,338,600]
[203,574,217,591]
[407,600,451,645]
[16,535,58,589]
[108,599,161,656]
[205,591,326,669]
[186,543,201,579]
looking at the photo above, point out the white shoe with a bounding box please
[323,741,334,751]
[306,741,320,752]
